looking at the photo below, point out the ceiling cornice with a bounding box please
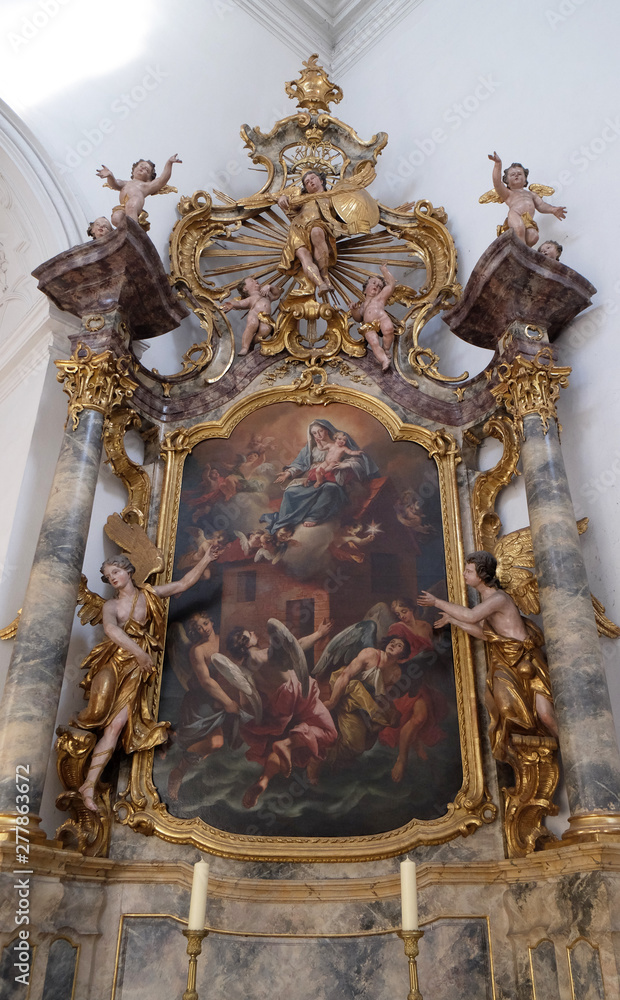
[233,0,426,76]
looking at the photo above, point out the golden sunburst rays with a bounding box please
[198,210,426,309]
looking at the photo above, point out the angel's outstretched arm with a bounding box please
[418,589,503,625]
[298,617,333,651]
[488,151,508,201]
[378,264,396,302]
[155,545,218,597]
[434,610,484,638]
[531,193,566,219]
[148,154,182,194]
[222,296,253,313]
[96,165,125,190]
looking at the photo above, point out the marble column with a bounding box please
[494,346,620,843]
[0,344,136,838]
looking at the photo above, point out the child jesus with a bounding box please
[304,431,362,488]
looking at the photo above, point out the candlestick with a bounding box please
[398,929,424,1000]
[188,860,209,930]
[181,928,208,1000]
[400,857,418,930]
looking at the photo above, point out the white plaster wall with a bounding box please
[0,0,618,833]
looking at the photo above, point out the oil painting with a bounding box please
[152,401,463,838]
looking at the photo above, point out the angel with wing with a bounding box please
[73,526,221,814]
[211,617,336,808]
[96,154,181,229]
[310,605,447,781]
[418,550,559,761]
[481,152,566,247]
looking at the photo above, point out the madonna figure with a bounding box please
[265,419,378,531]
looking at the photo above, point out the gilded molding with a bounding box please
[491,348,571,439]
[112,380,495,862]
[55,343,138,430]
[103,408,152,528]
[285,54,343,113]
[502,735,559,858]
[54,726,112,857]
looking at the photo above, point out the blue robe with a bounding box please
[263,419,379,532]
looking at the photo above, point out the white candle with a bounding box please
[187,860,209,930]
[400,858,418,930]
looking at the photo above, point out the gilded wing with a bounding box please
[529,183,555,198]
[0,611,21,640]
[104,513,165,587]
[479,188,503,205]
[155,184,178,196]
[591,595,620,639]
[494,526,538,615]
[77,575,105,627]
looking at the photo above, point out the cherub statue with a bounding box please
[96,154,182,228]
[222,277,283,355]
[72,521,220,814]
[418,550,558,760]
[350,263,396,372]
[480,153,566,247]
[538,240,563,261]
[87,217,113,240]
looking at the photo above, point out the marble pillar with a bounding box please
[0,406,105,828]
[495,346,620,842]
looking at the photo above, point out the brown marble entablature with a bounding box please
[444,230,596,350]
[32,216,188,341]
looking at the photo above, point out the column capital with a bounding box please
[491,347,571,439]
[55,343,137,430]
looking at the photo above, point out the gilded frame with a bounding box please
[115,382,494,861]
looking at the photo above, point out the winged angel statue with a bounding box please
[419,523,619,762]
[70,514,221,813]
[480,151,566,247]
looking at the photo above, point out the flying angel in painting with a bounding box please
[310,604,447,782]
[210,617,335,807]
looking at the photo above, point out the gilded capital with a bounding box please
[491,348,571,439]
[55,343,138,430]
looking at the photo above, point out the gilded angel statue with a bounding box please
[241,161,380,296]
[72,514,220,813]
[480,152,566,246]
[418,550,558,760]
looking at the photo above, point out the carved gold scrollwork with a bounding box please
[471,414,522,554]
[502,735,559,857]
[55,344,137,430]
[169,59,458,375]
[103,409,152,527]
[285,54,343,113]
[54,726,112,857]
[491,348,571,439]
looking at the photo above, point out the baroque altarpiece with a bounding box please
[1,57,620,1000]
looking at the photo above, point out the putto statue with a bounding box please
[538,239,563,260]
[418,550,558,757]
[480,152,566,247]
[87,217,113,240]
[350,263,397,372]
[72,518,219,814]
[96,154,182,228]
